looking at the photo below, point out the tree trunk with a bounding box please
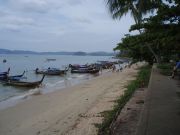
[146,43,161,63]
[131,2,161,63]
[138,28,161,63]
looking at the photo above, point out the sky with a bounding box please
[0,0,135,52]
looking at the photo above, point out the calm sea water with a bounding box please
[0,54,113,103]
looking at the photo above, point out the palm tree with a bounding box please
[107,0,161,24]
[107,0,141,24]
[107,0,161,63]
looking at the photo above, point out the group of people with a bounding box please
[110,60,180,78]
[112,64,125,72]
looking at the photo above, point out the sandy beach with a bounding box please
[0,64,140,135]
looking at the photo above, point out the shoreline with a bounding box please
[0,63,141,135]
[0,69,113,110]
[0,54,112,103]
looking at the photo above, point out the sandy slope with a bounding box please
[0,64,140,135]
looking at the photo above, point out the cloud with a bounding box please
[7,0,50,13]
[74,17,92,24]
[0,15,35,26]
[2,25,21,32]
[0,0,135,52]
[67,0,83,5]
[0,10,8,16]
[6,0,83,14]
[0,13,35,31]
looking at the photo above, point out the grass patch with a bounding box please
[157,63,173,76]
[96,65,152,135]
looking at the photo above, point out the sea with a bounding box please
[0,54,121,109]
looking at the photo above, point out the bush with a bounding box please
[157,63,173,76]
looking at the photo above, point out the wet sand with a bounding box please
[0,63,141,135]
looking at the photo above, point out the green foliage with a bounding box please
[111,0,180,64]
[97,65,151,135]
[157,63,174,75]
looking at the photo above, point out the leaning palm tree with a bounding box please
[107,0,162,63]
[107,0,161,24]
[107,0,141,24]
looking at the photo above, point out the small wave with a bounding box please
[0,87,42,110]
[28,88,41,96]
[75,74,86,78]
[45,80,65,87]
[67,77,72,80]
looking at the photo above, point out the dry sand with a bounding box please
[0,64,141,135]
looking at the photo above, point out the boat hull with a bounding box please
[35,69,66,75]
[5,81,42,87]
[71,69,99,74]
[4,75,45,88]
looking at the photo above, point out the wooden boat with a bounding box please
[8,71,25,81]
[88,69,100,74]
[0,74,8,81]
[0,68,10,76]
[5,75,45,88]
[46,58,56,61]
[0,72,7,76]
[35,68,67,75]
[0,68,10,81]
[69,64,98,70]
[71,68,99,74]
[69,64,90,70]
[69,64,99,74]
[0,70,25,81]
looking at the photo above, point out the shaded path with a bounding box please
[136,65,180,135]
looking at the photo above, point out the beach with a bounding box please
[0,64,140,135]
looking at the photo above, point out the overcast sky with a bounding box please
[0,0,135,52]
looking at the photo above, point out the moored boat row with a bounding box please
[0,60,128,88]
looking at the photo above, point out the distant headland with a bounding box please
[0,49,114,56]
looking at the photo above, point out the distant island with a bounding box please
[0,49,114,56]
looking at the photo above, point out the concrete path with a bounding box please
[136,66,180,135]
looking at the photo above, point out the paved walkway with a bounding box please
[136,65,180,135]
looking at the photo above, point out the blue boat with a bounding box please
[0,68,10,81]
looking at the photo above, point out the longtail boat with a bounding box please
[69,64,99,74]
[69,64,90,70]
[0,75,8,81]
[8,71,25,81]
[5,75,45,88]
[0,68,10,81]
[71,68,99,74]
[46,58,56,61]
[0,68,10,76]
[35,68,67,75]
